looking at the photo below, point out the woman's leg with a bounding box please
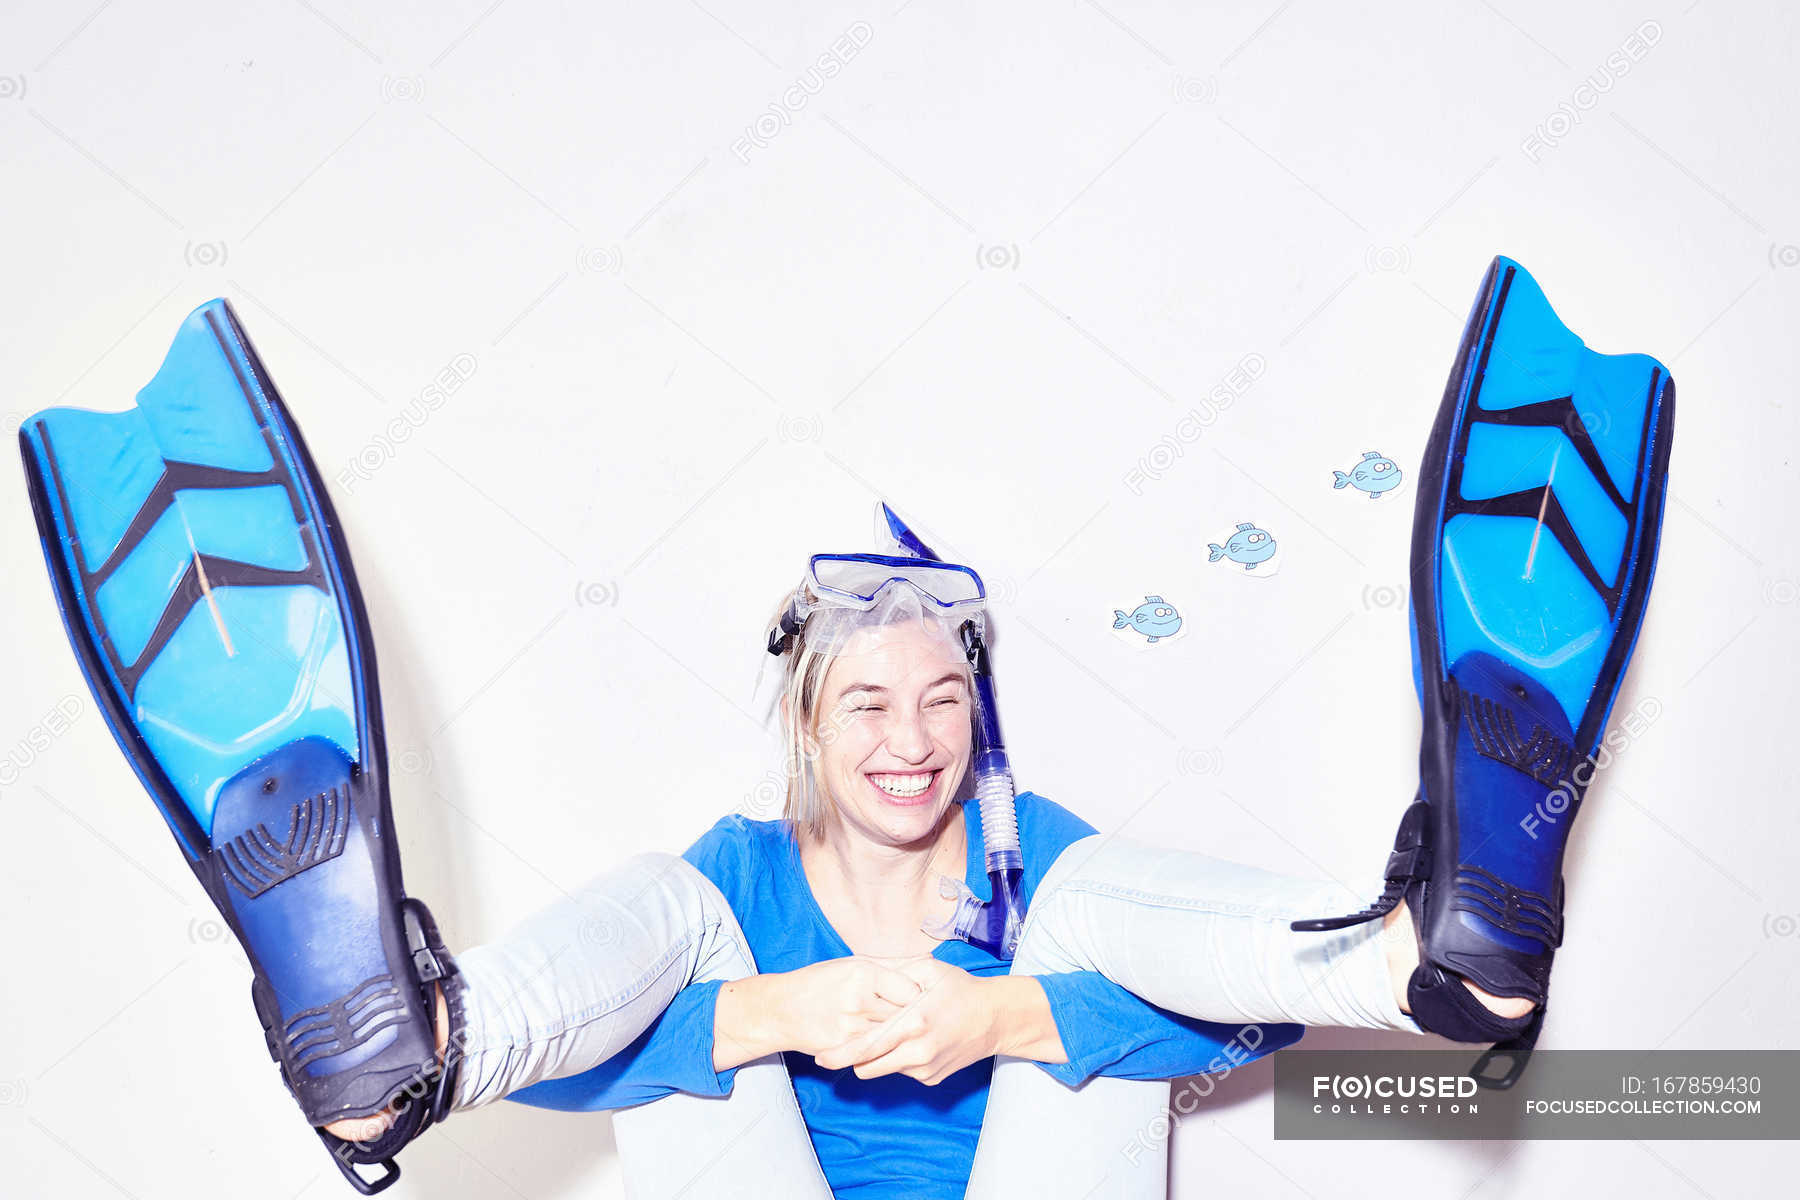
[966,907,1175,1200]
[969,836,1417,1200]
[612,1056,825,1200]
[452,852,831,1199]
[1009,835,1421,1031]
[969,1061,1171,1200]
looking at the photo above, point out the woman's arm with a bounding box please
[1031,970,1302,1086]
[989,975,1066,1064]
[715,959,924,1071]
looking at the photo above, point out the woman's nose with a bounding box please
[883,706,932,761]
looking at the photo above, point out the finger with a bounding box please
[853,1042,925,1081]
[892,957,946,988]
[841,1009,919,1067]
[864,964,925,1009]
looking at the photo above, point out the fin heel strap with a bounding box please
[318,899,465,1194]
[1290,800,1429,933]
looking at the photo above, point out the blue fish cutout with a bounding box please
[1112,595,1182,643]
[1333,450,1403,498]
[1208,522,1276,570]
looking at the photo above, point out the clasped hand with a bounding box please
[789,956,1028,1087]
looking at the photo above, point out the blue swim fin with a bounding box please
[19,300,459,1193]
[1293,257,1674,1086]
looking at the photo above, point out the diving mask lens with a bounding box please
[806,553,986,611]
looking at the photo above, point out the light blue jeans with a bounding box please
[452,836,1419,1199]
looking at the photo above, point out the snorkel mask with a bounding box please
[766,503,1025,959]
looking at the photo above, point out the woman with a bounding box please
[317,252,1680,1197]
[322,535,1536,1199]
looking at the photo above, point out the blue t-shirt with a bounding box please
[510,793,1302,1196]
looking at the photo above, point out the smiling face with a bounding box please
[807,617,974,849]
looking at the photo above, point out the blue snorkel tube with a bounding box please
[876,503,1025,959]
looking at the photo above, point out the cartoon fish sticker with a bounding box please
[1333,450,1402,498]
[1112,596,1182,643]
[1208,522,1276,570]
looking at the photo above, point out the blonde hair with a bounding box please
[764,590,980,841]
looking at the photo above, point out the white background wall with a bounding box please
[2,2,1795,1197]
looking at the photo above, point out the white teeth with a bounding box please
[870,771,935,798]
